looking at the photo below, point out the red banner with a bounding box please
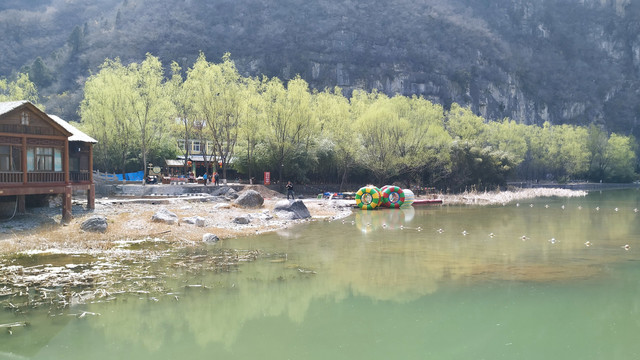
[264,172,271,185]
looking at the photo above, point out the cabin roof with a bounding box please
[0,100,30,116]
[0,100,97,143]
[48,114,98,144]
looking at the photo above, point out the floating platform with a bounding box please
[411,199,443,205]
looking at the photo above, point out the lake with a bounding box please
[1,189,639,359]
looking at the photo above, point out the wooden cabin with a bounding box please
[0,100,96,222]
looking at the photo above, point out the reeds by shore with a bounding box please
[440,188,587,205]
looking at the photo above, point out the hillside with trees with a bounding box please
[1,0,640,138]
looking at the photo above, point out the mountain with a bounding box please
[1,0,639,137]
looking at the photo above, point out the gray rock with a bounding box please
[211,186,236,197]
[80,215,108,233]
[273,199,311,220]
[233,216,251,224]
[202,233,220,243]
[151,208,179,225]
[233,190,264,208]
[226,192,239,200]
[183,216,206,227]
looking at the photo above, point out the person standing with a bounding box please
[214,172,220,186]
[203,172,208,186]
[286,181,295,200]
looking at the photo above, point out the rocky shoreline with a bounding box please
[0,185,591,256]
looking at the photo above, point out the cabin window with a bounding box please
[36,147,53,171]
[0,145,21,171]
[26,147,63,172]
[192,140,201,153]
[21,112,29,126]
[54,148,62,171]
[70,157,80,172]
[178,139,186,151]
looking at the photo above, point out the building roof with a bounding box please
[48,114,98,143]
[165,159,184,167]
[0,100,29,116]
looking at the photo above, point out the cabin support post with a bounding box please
[62,185,72,223]
[87,184,95,210]
[17,195,25,213]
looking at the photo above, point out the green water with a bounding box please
[2,189,640,359]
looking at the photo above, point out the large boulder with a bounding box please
[203,233,220,243]
[233,216,251,224]
[151,208,179,225]
[211,186,236,197]
[183,216,206,227]
[233,190,264,208]
[273,199,311,220]
[80,215,108,233]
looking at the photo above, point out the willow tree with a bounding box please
[315,86,354,189]
[394,95,451,187]
[445,103,485,141]
[185,53,243,182]
[168,61,196,174]
[603,133,637,182]
[80,58,136,176]
[262,76,316,185]
[128,54,174,182]
[0,73,40,105]
[238,76,266,182]
[353,93,400,184]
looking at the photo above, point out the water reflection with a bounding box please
[3,190,640,359]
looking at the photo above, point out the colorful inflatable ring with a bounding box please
[381,186,405,208]
[355,186,382,210]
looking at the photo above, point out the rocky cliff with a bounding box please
[2,0,639,136]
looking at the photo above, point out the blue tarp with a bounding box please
[115,171,145,181]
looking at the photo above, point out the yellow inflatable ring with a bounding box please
[355,186,381,210]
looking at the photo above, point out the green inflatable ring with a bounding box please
[355,186,382,210]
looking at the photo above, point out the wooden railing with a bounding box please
[0,171,93,184]
[27,172,64,183]
[0,172,23,183]
[70,171,90,183]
